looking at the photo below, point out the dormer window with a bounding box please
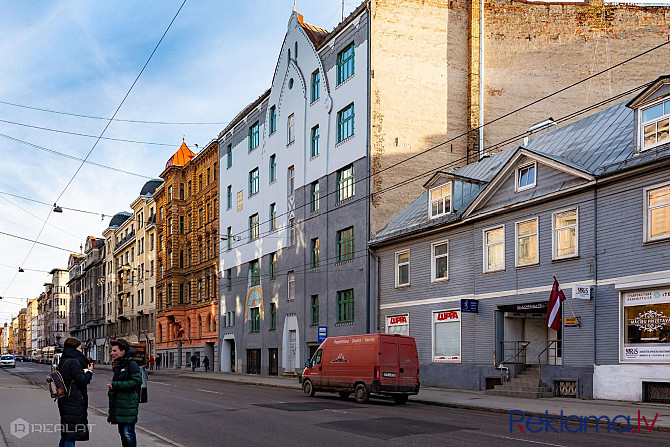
[641,98,670,150]
[516,162,536,192]
[429,183,451,218]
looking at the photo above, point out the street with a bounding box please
[3,362,669,447]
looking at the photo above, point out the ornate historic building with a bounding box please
[155,140,219,370]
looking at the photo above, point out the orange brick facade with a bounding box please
[155,140,219,369]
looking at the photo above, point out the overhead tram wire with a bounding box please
[0,195,82,240]
[1,0,188,297]
[0,133,154,179]
[0,99,228,125]
[225,81,653,248]
[0,230,78,253]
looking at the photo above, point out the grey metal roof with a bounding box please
[371,99,670,245]
[108,212,131,228]
[139,179,163,197]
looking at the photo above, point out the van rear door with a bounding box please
[380,340,399,389]
[398,340,419,390]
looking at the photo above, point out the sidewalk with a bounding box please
[0,369,177,447]
[113,364,670,432]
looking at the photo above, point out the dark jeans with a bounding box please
[59,438,75,447]
[117,423,136,447]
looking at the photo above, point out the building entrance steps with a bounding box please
[485,365,553,398]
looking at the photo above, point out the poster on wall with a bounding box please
[622,288,670,363]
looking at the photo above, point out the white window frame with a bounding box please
[385,314,409,336]
[431,309,461,363]
[515,217,539,267]
[395,250,410,288]
[287,113,295,145]
[639,97,670,151]
[482,225,505,273]
[431,240,449,283]
[643,181,670,243]
[552,207,579,260]
[515,161,537,192]
[287,271,295,301]
[428,182,452,219]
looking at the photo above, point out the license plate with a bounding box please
[382,372,396,378]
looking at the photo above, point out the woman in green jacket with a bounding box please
[107,339,142,447]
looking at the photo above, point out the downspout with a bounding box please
[366,2,372,334]
[478,0,484,160]
[593,184,598,367]
[369,248,380,332]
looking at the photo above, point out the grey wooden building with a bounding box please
[369,76,670,401]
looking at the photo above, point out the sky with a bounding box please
[0,0,363,324]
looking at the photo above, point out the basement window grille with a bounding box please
[555,380,577,398]
[643,381,670,404]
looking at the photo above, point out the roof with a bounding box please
[140,179,163,196]
[371,95,670,245]
[108,212,132,228]
[297,13,328,47]
[165,141,195,169]
[217,90,271,140]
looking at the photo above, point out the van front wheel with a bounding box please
[354,384,369,404]
[393,395,408,405]
[302,379,315,397]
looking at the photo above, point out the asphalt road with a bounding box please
[7,361,670,447]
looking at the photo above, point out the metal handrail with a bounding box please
[536,339,560,379]
[499,340,530,365]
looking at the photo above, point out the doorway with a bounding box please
[269,348,278,375]
[204,342,215,371]
[247,349,261,374]
[498,302,561,365]
[221,337,235,372]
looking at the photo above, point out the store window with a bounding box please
[621,288,670,363]
[432,310,461,363]
[386,314,409,336]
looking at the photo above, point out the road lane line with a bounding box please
[470,432,567,447]
[149,381,173,386]
[196,388,224,394]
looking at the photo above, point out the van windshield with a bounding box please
[1,356,13,360]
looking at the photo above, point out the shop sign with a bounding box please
[564,317,580,327]
[386,314,409,336]
[461,299,479,313]
[433,310,460,323]
[623,288,670,306]
[517,303,545,311]
[572,285,592,300]
[387,315,408,326]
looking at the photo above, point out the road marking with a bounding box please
[196,388,224,395]
[149,381,172,386]
[472,432,567,447]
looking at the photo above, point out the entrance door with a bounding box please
[289,330,296,372]
[269,348,278,375]
[247,349,260,374]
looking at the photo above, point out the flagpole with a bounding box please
[553,275,577,319]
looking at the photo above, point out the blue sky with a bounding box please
[0,0,362,324]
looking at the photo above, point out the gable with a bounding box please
[468,152,593,217]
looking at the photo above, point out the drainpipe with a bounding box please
[366,6,372,334]
[368,248,379,333]
[593,184,598,367]
[478,0,485,160]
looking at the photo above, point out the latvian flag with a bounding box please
[547,278,566,331]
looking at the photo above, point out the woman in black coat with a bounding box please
[57,337,93,447]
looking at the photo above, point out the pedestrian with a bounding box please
[190,354,197,372]
[107,339,142,447]
[57,337,93,447]
[148,356,155,371]
[155,355,160,370]
[203,356,210,372]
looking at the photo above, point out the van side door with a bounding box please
[309,349,324,386]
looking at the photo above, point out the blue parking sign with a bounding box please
[318,326,328,343]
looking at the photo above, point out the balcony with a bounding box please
[114,230,136,254]
[146,214,156,228]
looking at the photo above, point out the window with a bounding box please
[269,203,277,230]
[311,295,319,325]
[483,226,505,272]
[270,303,276,330]
[287,114,295,144]
[337,103,355,143]
[250,307,260,332]
[227,185,232,209]
[553,209,578,259]
[249,122,259,152]
[311,238,320,268]
[214,162,217,181]
[249,168,259,196]
[641,98,670,149]
[310,181,320,212]
[226,268,232,291]
[289,218,296,247]
[310,125,319,157]
[207,167,211,185]
[516,218,539,266]
[269,154,277,183]
[287,166,295,195]
[199,174,203,191]
[645,183,670,242]
[287,271,295,301]
[179,250,184,268]
[386,314,409,336]
[337,227,354,262]
[337,164,354,202]
[337,289,354,323]
[310,70,320,102]
[168,185,172,201]
[226,144,232,168]
[432,310,461,363]
[516,162,536,191]
[269,105,277,134]
[179,183,184,200]
[270,252,277,280]
[226,227,232,251]
[429,240,451,282]
[249,260,260,286]
[429,183,451,218]
[396,250,410,287]
[337,43,354,85]
[249,214,259,241]
[294,42,298,59]
[168,218,173,235]
[179,215,185,234]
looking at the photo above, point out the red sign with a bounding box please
[389,315,407,325]
[434,311,460,323]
